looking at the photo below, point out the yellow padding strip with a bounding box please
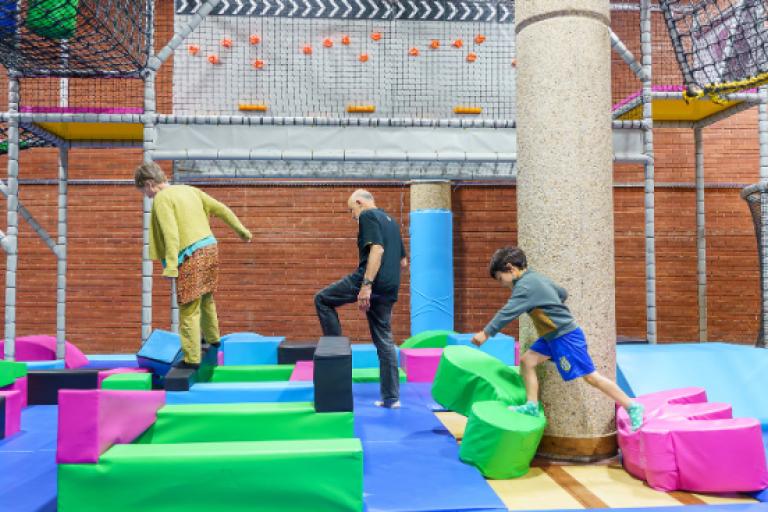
[454,106,482,114]
[347,105,376,113]
[36,122,143,141]
[561,466,681,508]
[488,468,584,510]
[434,412,467,440]
[239,104,268,112]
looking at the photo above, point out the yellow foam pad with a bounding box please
[454,106,482,114]
[347,105,376,113]
[239,104,268,112]
[617,97,741,122]
[36,122,143,141]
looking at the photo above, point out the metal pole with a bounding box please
[694,127,707,342]
[5,75,20,361]
[142,72,155,343]
[56,146,68,359]
[641,0,657,343]
[759,86,768,347]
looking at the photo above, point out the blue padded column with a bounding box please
[410,181,454,334]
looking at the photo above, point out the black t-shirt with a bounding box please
[357,208,406,302]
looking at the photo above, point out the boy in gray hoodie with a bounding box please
[471,246,644,431]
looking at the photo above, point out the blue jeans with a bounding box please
[314,273,399,404]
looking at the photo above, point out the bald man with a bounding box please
[314,189,408,408]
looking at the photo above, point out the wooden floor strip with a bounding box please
[542,465,610,509]
[669,491,708,505]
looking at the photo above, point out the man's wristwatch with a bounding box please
[362,278,374,287]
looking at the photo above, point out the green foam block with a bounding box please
[101,373,152,391]
[210,364,295,382]
[0,360,27,387]
[459,400,546,479]
[431,345,526,416]
[135,402,354,444]
[27,0,79,39]
[400,329,456,349]
[58,439,363,512]
[351,367,407,383]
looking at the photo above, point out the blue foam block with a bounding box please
[410,209,455,334]
[351,344,400,369]
[84,354,138,369]
[219,332,262,342]
[24,360,65,370]
[165,381,313,404]
[136,329,182,377]
[363,434,506,512]
[222,334,281,365]
[448,333,517,365]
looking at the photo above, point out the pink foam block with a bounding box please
[0,335,88,368]
[618,387,768,493]
[0,390,22,438]
[0,375,27,409]
[290,360,314,381]
[97,368,148,387]
[400,348,443,382]
[514,341,520,366]
[218,350,224,366]
[57,389,165,464]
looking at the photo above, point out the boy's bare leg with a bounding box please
[519,350,550,403]
[582,371,633,409]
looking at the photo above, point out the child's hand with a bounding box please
[471,331,488,346]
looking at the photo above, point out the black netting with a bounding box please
[0,0,152,77]
[0,123,51,154]
[659,0,768,99]
[741,182,768,348]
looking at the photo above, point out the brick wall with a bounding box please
[0,6,763,352]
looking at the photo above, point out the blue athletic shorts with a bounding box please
[529,327,595,381]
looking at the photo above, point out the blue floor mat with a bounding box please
[0,406,58,512]
[362,434,506,512]
[353,383,506,512]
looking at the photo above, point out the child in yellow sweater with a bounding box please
[135,163,252,367]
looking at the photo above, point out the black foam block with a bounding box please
[164,345,219,391]
[0,394,6,439]
[27,369,100,405]
[277,342,318,364]
[313,336,352,413]
[164,368,196,392]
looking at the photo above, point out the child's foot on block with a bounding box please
[628,402,644,431]
[509,401,540,417]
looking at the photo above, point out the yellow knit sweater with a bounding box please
[149,185,251,277]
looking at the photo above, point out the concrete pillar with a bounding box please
[516,0,617,460]
[409,181,454,334]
